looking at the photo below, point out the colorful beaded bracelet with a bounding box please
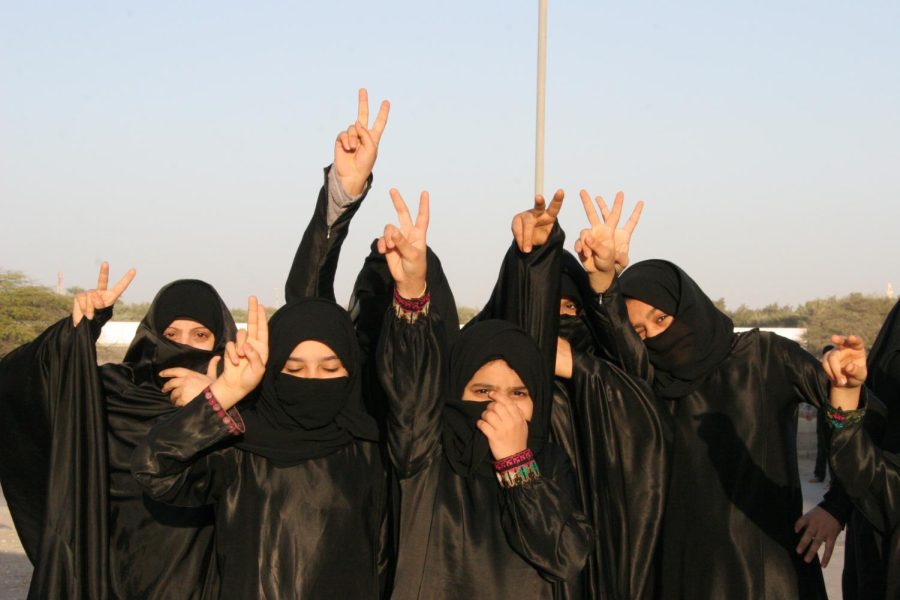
[824,403,865,430]
[496,459,542,489]
[494,448,534,472]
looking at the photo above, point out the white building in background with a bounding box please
[97,322,248,346]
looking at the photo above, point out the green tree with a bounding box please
[0,270,71,357]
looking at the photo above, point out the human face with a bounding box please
[162,319,216,350]
[625,298,674,340]
[462,359,534,421]
[559,296,579,316]
[281,340,349,379]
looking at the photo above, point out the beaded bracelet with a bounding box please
[204,386,244,436]
[393,286,430,323]
[495,449,542,489]
[824,403,866,430]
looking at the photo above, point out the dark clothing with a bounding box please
[474,236,672,599]
[0,282,231,599]
[599,279,850,600]
[831,409,900,599]
[841,298,900,599]
[132,396,390,598]
[377,308,593,599]
[814,410,829,481]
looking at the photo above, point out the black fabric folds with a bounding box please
[619,259,735,398]
[237,298,379,465]
[442,320,550,477]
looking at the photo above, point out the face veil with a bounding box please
[442,319,551,476]
[236,298,379,465]
[619,260,735,398]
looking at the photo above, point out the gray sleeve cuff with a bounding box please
[326,165,367,227]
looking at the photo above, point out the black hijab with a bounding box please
[237,298,379,466]
[559,250,599,354]
[443,319,552,477]
[618,260,734,399]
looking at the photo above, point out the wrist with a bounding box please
[338,174,366,198]
[829,385,862,411]
[396,279,427,300]
[494,448,541,488]
[209,380,247,411]
[587,271,614,294]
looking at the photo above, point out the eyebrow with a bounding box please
[286,354,340,363]
[468,382,497,389]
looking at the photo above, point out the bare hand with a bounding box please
[511,190,564,253]
[555,337,573,379]
[334,88,390,196]
[72,262,137,326]
[159,357,220,407]
[377,188,429,299]
[795,506,842,567]
[822,335,867,389]
[477,397,529,460]
[210,297,269,410]
[574,190,643,293]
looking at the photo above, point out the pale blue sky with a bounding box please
[2,1,898,310]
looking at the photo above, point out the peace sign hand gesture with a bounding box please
[574,191,643,293]
[511,190,564,253]
[334,88,390,197]
[210,296,269,411]
[72,262,137,326]
[377,188,429,299]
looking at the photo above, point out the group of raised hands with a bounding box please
[68,87,867,431]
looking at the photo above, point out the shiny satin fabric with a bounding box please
[378,304,593,599]
[0,317,108,599]
[600,282,837,599]
[473,226,672,599]
[132,396,390,598]
[831,414,900,599]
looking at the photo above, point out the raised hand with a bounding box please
[822,335,867,389]
[376,188,429,299]
[334,88,391,197]
[511,190,564,253]
[210,296,269,410]
[574,190,619,294]
[72,262,137,326]
[596,192,643,271]
[477,397,529,460]
[159,357,221,407]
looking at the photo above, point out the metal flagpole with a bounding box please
[535,0,548,196]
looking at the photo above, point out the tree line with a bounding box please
[1,270,894,359]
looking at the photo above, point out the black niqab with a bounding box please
[237,298,379,466]
[619,260,734,398]
[443,319,551,477]
[559,251,598,353]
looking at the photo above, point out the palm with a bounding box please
[333,88,390,195]
[378,189,430,297]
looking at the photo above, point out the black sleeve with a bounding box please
[376,308,447,479]
[132,393,240,507]
[499,446,594,582]
[0,315,110,598]
[470,223,564,372]
[598,279,655,382]
[566,350,672,596]
[830,400,900,534]
[284,165,370,303]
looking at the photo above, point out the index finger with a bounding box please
[389,188,414,229]
[158,367,193,378]
[579,190,601,227]
[256,302,269,347]
[357,88,369,128]
[247,296,258,341]
[97,262,110,291]
[370,100,390,144]
[546,189,564,218]
[622,200,644,234]
[415,191,430,232]
[110,268,137,301]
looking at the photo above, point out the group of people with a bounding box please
[0,89,897,600]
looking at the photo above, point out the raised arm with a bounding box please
[374,189,447,477]
[575,190,654,381]
[132,297,269,505]
[472,191,565,369]
[285,88,390,302]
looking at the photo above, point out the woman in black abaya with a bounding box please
[132,297,390,598]
[571,192,860,600]
[374,189,592,599]
[0,267,234,599]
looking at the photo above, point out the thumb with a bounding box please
[207,356,221,379]
[391,229,419,261]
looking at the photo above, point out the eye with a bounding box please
[164,330,177,339]
[472,388,491,396]
[513,390,530,398]
[655,315,669,325]
[322,366,340,373]
[285,365,304,373]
